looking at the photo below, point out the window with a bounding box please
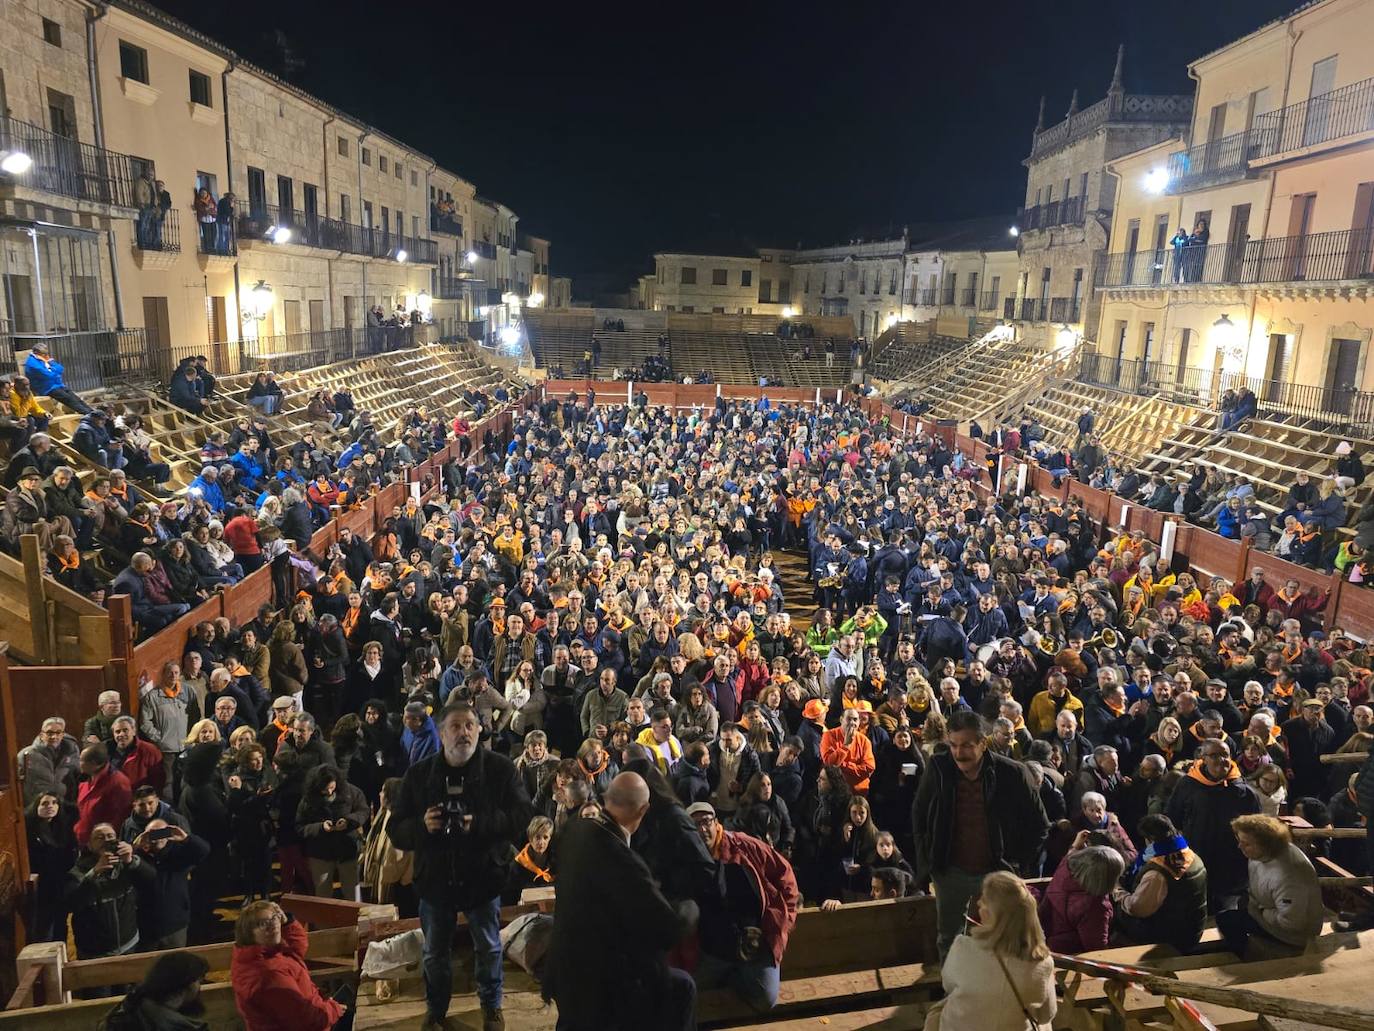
[119,41,149,84]
[379,155,389,174]
[381,206,389,235]
[189,70,211,107]
[712,306,726,314]
[412,215,419,238]
[759,279,772,303]
[395,162,403,180]
[337,136,350,157]
[859,271,867,294]
[681,305,694,313]
[362,200,373,229]
[195,171,218,196]
[246,166,266,213]
[303,183,318,218]
[741,269,752,287]
[277,175,293,215]
[339,193,351,221]
[711,268,728,286]
[803,274,810,294]
[680,267,697,285]
[889,269,897,294]
[1079,171,1088,201]
[361,146,371,166]
[410,170,418,187]
[42,17,61,47]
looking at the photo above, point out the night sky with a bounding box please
[150,0,1298,293]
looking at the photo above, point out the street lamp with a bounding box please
[1008,226,1019,238]
[244,279,274,322]
[466,250,479,264]
[269,224,292,245]
[0,148,33,176]
[396,248,408,264]
[1143,168,1170,194]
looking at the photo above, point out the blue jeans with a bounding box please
[694,950,780,1011]
[419,895,503,1019]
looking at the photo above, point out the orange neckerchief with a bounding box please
[579,752,608,778]
[341,608,361,637]
[1189,722,1212,742]
[1271,681,1294,700]
[705,818,725,859]
[160,678,182,699]
[1105,696,1126,716]
[1186,758,1241,787]
[1151,737,1175,763]
[1281,642,1302,664]
[1148,847,1198,880]
[54,551,79,572]
[514,844,554,883]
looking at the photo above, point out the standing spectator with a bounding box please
[1166,740,1261,910]
[911,710,1049,957]
[819,707,876,795]
[20,716,81,804]
[74,744,133,846]
[24,791,78,942]
[140,663,200,788]
[106,715,167,799]
[83,691,124,746]
[924,871,1056,1031]
[193,187,218,253]
[131,819,210,950]
[64,822,155,961]
[296,764,370,899]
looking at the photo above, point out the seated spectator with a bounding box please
[8,376,49,434]
[112,552,192,638]
[230,900,347,1029]
[246,372,283,416]
[1219,814,1324,958]
[100,951,210,1031]
[1036,835,1126,954]
[2,464,73,554]
[24,341,92,413]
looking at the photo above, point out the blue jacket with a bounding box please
[401,715,440,767]
[1215,504,1242,539]
[188,476,225,513]
[23,352,65,395]
[228,451,264,489]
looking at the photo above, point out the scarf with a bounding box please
[579,752,608,778]
[1126,833,1193,880]
[1186,757,1241,787]
[160,678,182,699]
[54,551,80,572]
[705,817,725,859]
[514,844,554,883]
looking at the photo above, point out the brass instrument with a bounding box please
[1087,627,1120,650]
[817,575,844,589]
[1149,635,1178,660]
[1037,634,1059,656]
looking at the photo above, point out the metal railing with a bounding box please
[979,291,999,311]
[939,287,956,306]
[1078,351,1374,431]
[1049,296,1082,323]
[1252,74,1374,159]
[0,115,145,210]
[193,214,236,257]
[472,240,497,260]
[1017,195,1085,231]
[1166,130,1260,192]
[1003,296,1017,320]
[429,206,463,236]
[3,328,149,392]
[959,287,978,307]
[435,276,471,300]
[134,206,180,253]
[1019,297,1047,321]
[1097,228,1374,288]
[237,203,437,263]
[918,287,938,306]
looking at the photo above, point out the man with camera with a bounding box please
[686,801,799,1012]
[389,703,531,1031]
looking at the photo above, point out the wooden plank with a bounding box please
[4,966,40,1011]
[0,982,242,1028]
[700,970,883,1025]
[281,892,365,929]
[62,926,358,990]
[781,897,938,978]
[1176,930,1374,988]
[744,1003,930,1030]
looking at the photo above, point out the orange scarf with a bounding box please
[1186,758,1241,787]
[161,679,182,699]
[1105,696,1126,716]
[514,845,554,884]
[342,608,361,637]
[54,551,79,572]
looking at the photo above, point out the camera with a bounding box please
[442,795,468,836]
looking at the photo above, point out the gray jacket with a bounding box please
[138,683,197,755]
[19,733,81,804]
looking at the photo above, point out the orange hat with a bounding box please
[853,699,874,713]
[802,699,828,722]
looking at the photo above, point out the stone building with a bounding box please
[1009,47,1191,351]
[650,253,784,315]
[1094,0,1374,403]
[0,0,544,378]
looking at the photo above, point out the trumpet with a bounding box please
[1087,627,1120,650]
[1037,634,1059,656]
[1149,635,1178,660]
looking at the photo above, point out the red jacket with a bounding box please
[112,738,166,796]
[1035,853,1113,954]
[231,919,344,1031]
[717,829,800,966]
[223,514,261,556]
[75,765,133,845]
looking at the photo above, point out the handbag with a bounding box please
[993,952,1040,1031]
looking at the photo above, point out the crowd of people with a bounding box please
[13,384,1370,1031]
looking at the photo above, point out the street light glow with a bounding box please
[466,250,479,264]
[395,249,408,263]
[270,225,292,245]
[1143,168,1170,194]
[0,150,33,175]
[1008,226,1019,238]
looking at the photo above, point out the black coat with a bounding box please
[135,834,211,940]
[1165,772,1261,904]
[911,750,1048,883]
[629,795,718,905]
[546,814,692,1030]
[388,747,531,909]
[65,852,156,957]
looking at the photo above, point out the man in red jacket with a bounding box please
[75,743,133,845]
[687,802,800,1012]
[231,900,347,1030]
[107,715,166,796]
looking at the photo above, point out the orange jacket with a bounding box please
[819,726,875,794]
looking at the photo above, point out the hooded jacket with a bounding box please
[231,919,344,1031]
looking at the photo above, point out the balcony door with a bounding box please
[1287,194,1316,280]
[1327,338,1361,415]
[1226,204,1251,281]
[142,296,170,365]
[1303,56,1338,148]
[1265,333,1293,402]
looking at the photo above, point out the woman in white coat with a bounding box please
[1220,814,1324,957]
[925,870,1057,1031]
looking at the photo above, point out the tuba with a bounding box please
[1088,627,1120,650]
[1149,634,1178,661]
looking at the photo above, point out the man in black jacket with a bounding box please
[911,709,1048,957]
[130,819,210,950]
[547,772,697,1031]
[1165,741,1260,911]
[389,703,530,1031]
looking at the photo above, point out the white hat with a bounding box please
[1335,441,1352,456]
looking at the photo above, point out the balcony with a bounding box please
[1078,351,1374,432]
[979,291,999,312]
[195,216,237,260]
[1048,296,1083,323]
[1016,196,1086,232]
[435,276,477,300]
[430,204,463,237]
[472,241,498,261]
[939,287,956,306]
[237,203,437,263]
[1,327,148,392]
[1019,298,1047,322]
[1096,229,1374,290]
[1165,130,1261,192]
[1251,74,1374,163]
[132,207,180,270]
[0,115,144,212]
[917,287,938,306]
[1003,296,1017,320]
[959,287,978,308]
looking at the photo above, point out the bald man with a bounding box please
[546,772,697,1031]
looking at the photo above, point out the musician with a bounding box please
[966,591,1009,648]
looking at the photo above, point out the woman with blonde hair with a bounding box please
[925,870,1056,1030]
[1221,814,1323,957]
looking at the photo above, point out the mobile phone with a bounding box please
[146,827,177,842]
[102,841,120,854]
